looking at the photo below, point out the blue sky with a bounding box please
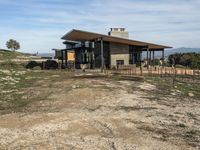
[0,0,200,53]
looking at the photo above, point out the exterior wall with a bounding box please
[110,42,129,66]
[109,31,129,39]
[108,28,129,39]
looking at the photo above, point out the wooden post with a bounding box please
[61,50,64,69]
[162,50,164,68]
[153,51,155,67]
[140,66,143,76]
[150,50,152,67]
[147,48,149,70]
[185,67,187,75]
[65,50,68,69]
[100,37,104,72]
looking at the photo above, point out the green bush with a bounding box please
[26,61,42,69]
[168,52,200,69]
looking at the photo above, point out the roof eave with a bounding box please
[61,29,172,49]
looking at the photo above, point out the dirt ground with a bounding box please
[0,72,199,150]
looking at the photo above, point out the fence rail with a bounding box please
[103,66,200,77]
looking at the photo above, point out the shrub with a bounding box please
[43,60,58,69]
[26,61,42,69]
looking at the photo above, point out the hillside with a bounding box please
[165,47,200,56]
[0,49,41,61]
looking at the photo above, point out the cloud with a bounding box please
[0,0,200,53]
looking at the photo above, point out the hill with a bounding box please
[165,47,200,56]
[0,49,41,61]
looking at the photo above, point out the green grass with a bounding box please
[145,76,200,99]
[0,66,74,114]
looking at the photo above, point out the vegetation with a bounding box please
[6,39,20,51]
[168,52,200,69]
[146,76,200,99]
[0,49,30,60]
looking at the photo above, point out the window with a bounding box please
[116,60,124,66]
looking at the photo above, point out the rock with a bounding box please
[188,92,194,97]
[171,92,176,96]
[72,85,76,89]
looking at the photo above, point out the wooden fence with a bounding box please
[102,65,200,80]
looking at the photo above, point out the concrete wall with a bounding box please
[109,31,129,39]
[110,42,129,66]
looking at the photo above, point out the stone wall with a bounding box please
[110,42,129,66]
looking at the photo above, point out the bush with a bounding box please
[168,53,200,69]
[26,61,42,69]
[43,60,58,69]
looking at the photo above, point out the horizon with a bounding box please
[0,0,200,53]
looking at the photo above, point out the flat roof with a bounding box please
[61,29,172,50]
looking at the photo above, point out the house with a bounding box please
[55,28,172,69]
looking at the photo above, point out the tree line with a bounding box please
[168,53,200,69]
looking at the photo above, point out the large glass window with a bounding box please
[129,45,142,65]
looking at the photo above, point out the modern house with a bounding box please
[55,28,172,69]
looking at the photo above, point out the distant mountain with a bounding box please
[142,47,200,59]
[37,53,55,58]
[165,47,200,56]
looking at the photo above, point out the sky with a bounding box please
[0,0,200,53]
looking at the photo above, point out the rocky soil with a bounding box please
[0,73,199,150]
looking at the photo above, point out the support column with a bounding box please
[65,50,68,69]
[147,48,149,69]
[61,50,64,68]
[150,51,152,66]
[162,50,165,68]
[153,51,155,67]
[101,37,104,72]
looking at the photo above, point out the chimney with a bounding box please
[108,28,129,39]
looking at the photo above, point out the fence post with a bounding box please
[140,66,143,76]
[185,67,187,75]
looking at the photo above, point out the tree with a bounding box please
[168,52,200,69]
[6,39,20,51]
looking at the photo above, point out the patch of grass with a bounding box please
[110,75,144,82]
[0,61,26,70]
[185,129,199,137]
[145,76,200,99]
[0,68,76,114]
[177,123,186,128]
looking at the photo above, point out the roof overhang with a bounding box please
[61,29,172,50]
[63,40,81,45]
